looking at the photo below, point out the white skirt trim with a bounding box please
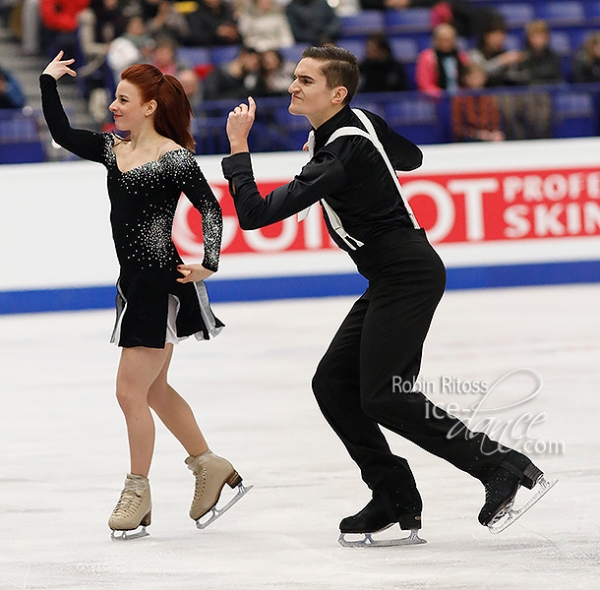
[110,280,223,347]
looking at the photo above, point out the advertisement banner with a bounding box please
[172,167,600,259]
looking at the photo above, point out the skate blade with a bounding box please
[338,528,427,548]
[488,475,558,534]
[195,483,253,530]
[110,525,149,541]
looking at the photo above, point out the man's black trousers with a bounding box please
[312,228,510,513]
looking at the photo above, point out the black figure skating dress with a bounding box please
[40,74,223,348]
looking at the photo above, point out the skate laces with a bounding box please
[113,488,144,517]
[113,480,146,518]
[192,466,208,502]
[186,455,209,499]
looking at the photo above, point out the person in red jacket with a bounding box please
[415,23,469,97]
[41,0,90,58]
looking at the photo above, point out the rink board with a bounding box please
[1,137,600,313]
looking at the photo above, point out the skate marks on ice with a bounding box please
[195,482,253,529]
[488,476,558,534]
[1,287,600,589]
[338,526,426,547]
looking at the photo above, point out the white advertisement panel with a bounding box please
[1,137,599,312]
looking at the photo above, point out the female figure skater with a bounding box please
[40,52,247,539]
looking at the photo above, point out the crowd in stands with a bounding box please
[2,0,600,153]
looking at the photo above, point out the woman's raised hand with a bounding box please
[42,51,77,81]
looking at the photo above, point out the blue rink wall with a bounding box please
[2,138,600,315]
[2,260,600,315]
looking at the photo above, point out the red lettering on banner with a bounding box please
[172,167,600,256]
[173,182,337,257]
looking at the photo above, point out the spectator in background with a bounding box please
[507,20,563,141]
[21,0,42,55]
[183,0,239,47]
[572,31,600,83]
[142,0,189,44]
[518,20,563,86]
[203,46,260,100]
[255,49,295,96]
[88,0,126,45]
[468,17,524,87]
[452,62,503,142]
[0,0,14,27]
[358,0,498,40]
[430,0,500,40]
[238,0,294,53]
[416,23,468,96]
[359,33,408,93]
[149,35,201,103]
[285,0,340,46]
[77,0,127,86]
[77,0,127,122]
[178,67,202,110]
[107,15,154,81]
[150,36,186,77]
[40,0,90,58]
[359,0,424,10]
[0,65,26,109]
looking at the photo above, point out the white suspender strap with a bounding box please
[350,108,420,229]
[296,109,420,251]
[297,130,365,251]
[296,130,315,222]
[320,197,364,251]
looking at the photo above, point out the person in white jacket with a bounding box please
[238,0,294,53]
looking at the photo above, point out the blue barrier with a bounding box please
[3,260,600,315]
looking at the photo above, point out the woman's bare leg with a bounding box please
[147,344,209,457]
[116,345,172,477]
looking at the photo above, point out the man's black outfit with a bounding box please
[222,105,540,530]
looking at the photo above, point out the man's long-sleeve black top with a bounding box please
[221,104,423,253]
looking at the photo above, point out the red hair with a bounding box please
[121,63,195,152]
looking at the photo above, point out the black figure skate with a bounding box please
[479,452,557,534]
[338,496,426,548]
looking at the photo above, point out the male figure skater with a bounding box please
[222,46,554,544]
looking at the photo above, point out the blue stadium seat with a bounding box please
[340,11,385,38]
[390,37,419,62]
[280,44,306,64]
[272,107,311,147]
[553,91,597,137]
[0,114,45,164]
[584,0,600,24]
[384,97,446,144]
[404,62,417,90]
[496,3,536,27]
[177,47,211,67]
[413,32,436,52]
[210,45,241,64]
[384,8,431,34]
[192,117,229,155]
[535,2,585,26]
[351,98,385,118]
[504,32,524,51]
[338,38,367,60]
[550,31,573,54]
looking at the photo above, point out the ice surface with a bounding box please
[1,284,598,589]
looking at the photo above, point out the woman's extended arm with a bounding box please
[40,52,106,163]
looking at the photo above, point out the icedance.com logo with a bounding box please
[394,368,565,456]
